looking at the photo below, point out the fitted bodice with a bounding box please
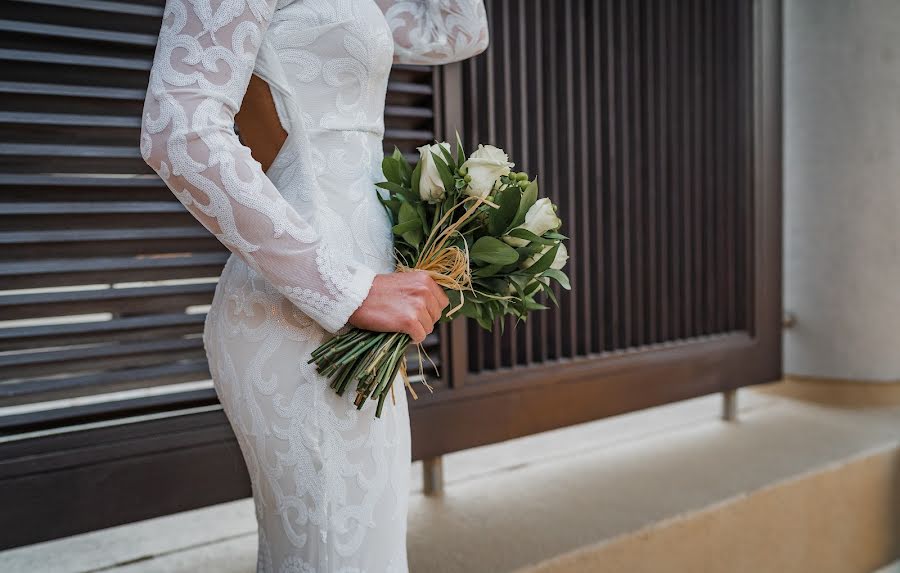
[258,0,395,139]
[141,0,488,334]
[248,1,400,276]
[248,3,396,281]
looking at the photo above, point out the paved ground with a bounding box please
[2,386,898,573]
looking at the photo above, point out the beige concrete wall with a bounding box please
[784,0,900,383]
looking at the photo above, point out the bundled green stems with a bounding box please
[309,329,412,418]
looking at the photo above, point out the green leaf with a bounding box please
[521,243,560,276]
[524,299,549,311]
[398,202,423,247]
[376,181,416,203]
[516,243,545,260]
[455,131,466,165]
[510,178,538,228]
[416,203,430,234]
[392,220,420,235]
[481,277,510,293]
[524,278,543,296]
[437,141,455,171]
[475,315,494,332]
[542,269,571,290]
[544,231,569,241]
[399,200,418,223]
[457,296,481,320]
[473,262,504,277]
[444,289,462,318]
[470,236,520,266]
[543,282,560,306]
[511,276,526,301]
[431,152,458,198]
[382,156,402,185]
[392,147,412,185]
[410,159,422,199]
[507,227,556,246]
[378,196,401,220]
[489,186,521,235]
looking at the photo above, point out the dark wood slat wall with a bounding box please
[0,0,783,549]
[459,0,754,373]
[410,0,779,462]
[0,0,438,549]
[0,0,437,428]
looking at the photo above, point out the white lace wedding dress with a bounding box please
[139,0,487,570]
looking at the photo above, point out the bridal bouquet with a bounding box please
[309,134,570,417]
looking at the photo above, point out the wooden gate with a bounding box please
[413,0,782,459]
[0,0,782,548]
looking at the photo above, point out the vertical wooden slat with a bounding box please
[519,0,534,366]
[464,36,485,373]
[489,0,502,371]
[657,0,670,343]
[499,0,517,368]
[534,0,549,364]
[692,0,705,337]
[645,0,659,345]
[683,0,695,340]
[703,0,715,336]
[625,1,647,346]
[617,0,633,348]
[737,0,749,333]
[590,0,607,354]
[562,0,577,358]
[712,0,724,334]
[743,0,757,333]
[546,0,561,361]
[435,61,469,388]
[670,0,684,340]
[605,0,621,350]
[575,0,591,356]
[735,0,745,334]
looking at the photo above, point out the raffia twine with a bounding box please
[390,195,495,404]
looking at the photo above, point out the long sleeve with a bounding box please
[140,0,377,334]
[376,0,489,65]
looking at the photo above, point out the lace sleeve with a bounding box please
[140,0,378,334]
[376,0,489,65]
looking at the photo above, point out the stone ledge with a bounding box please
[407,385,900,573]
[517,444,899,573]
[1,384,897,573]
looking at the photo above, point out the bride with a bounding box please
[139,0,488,570]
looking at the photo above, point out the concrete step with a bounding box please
[1,381,897,573]
[407,381,900,573]
[516,443,899,573]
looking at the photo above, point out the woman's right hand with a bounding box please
[349,271,450,343]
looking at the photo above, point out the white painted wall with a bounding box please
[784,0,900,382]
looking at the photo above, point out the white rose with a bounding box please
[550,242,569,270]
[461,144,514,198]
[521,242,568,270]
[417,142,451,202]
[504,197,561,247]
